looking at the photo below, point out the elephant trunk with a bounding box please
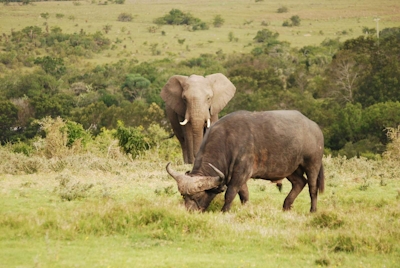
[190,119,206,163]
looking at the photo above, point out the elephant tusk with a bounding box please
[206,118,211,128]
[180,119,188,125]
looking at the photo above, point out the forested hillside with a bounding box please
[1,1,399,158]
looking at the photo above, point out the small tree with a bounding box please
[277,6,289,13]
[118,13,133,22]
[290,15,301,26]
[114,121,150,157]
[103,24,112,34]
[120,74,151,102]
[253,28,279,43]
[213,15,224,28]
[40,13,50,20]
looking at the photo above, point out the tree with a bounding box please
[117,13,133,22]
[34,56,66,78]
[326,50,362,103]
[0,100,18,144]
[253,29,279,43]
[213,15,224,28]
[120,74,151,102]
[290,15,301,26]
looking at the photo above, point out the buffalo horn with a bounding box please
[166,163,222,195]
[208,163,225,180]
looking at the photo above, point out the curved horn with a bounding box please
[166,163,222,195]
[166,162,185,183]
[208,163,225,180]
[206,118,211,128]
[180,118,188,125]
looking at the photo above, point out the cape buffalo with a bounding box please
[166,110,325,212]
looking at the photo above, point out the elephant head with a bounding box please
[161,73,236,164]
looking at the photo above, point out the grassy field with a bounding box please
[1,0,399,64]
[1,1,400,267]
[1,142,399,267]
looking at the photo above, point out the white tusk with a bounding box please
[180,119,188,125]
[206,118,211,128]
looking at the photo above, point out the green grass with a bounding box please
[1,149,399,267]
[1,0,399,64]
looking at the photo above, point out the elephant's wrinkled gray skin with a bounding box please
[161,73,236,164]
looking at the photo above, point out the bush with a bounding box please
[383,126,400,162]
[117,13,133,22]
[154,9,208,30]
[277,6,289,13]
[114,121,150,157]
[213,15,224,28]
[291,15,301,26]
[253,29,279,43]
[54,174,94,201]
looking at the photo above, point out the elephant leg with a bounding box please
[283,168,307,211]
[165,106,189,163]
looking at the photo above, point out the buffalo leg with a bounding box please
[305,168,320,213]
[283,169,307,211]
[238,183,249,204]
[222,186,241,212]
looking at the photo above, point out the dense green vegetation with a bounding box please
[1,15,399,157]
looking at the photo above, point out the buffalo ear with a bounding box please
[160,75,188,116]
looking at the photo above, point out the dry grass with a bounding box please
[1,138,399,266]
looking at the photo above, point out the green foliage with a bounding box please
[114,121,150,157]
[34,56,66,78]
[213,15,224,28]
[120,73,151,102]
[0,100,18,144]
[40,13,50,20]
[62,121,92,148]
[154,9,208,31]
[277,6,289,13]
[10,140,34,156]
[117,13,132,22]
[290,15,301,26]
[282,15,301,27]
[253,28,279,43]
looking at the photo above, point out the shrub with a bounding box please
[253,29,279,43]
[277,6,289,13]
[114,121,150,157]
[383,125,400,162]
[54,174,94,201]
[290,15,301,26]
[118,13,133,22]
[282,20,291,27]
[154,9,208,30]
[213,15,224,28]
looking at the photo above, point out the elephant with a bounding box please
[161,73,236,164]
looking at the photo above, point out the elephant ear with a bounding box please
[160,75,188,116]
[206,73,236,115]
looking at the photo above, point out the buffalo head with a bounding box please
[166,163,226,211]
